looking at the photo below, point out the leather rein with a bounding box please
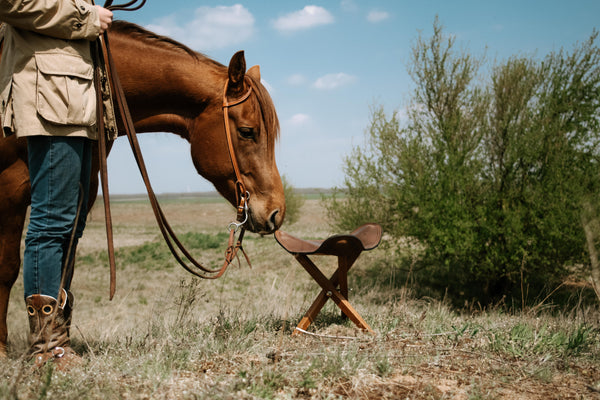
[94,0,252,299]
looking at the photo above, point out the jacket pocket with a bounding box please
[35,52,96,126]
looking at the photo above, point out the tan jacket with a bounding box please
[0,0,104,139]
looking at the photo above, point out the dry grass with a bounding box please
[1,198,599,399]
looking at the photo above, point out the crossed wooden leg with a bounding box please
[293,252,374,334]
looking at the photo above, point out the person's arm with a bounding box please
[0,0,112,40]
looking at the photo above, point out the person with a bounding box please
[0,0,114,369]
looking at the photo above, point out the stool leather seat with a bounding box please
[275,223,382,256]
[275,223,382,334]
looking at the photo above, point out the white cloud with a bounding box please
[272,6,334,33]
[287,74,308,86]
[289,113,311,126]
[313,73,357,90]
[367,10,390,23]
[340,0,358,13]
[146,15,182,38]
[146,5,254,51]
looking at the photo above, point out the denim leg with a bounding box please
[62,138,93,290]
[23,136,92,299]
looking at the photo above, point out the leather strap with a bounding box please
[222,79,252,221]
[104,0,146,12]
[94,39,116,299]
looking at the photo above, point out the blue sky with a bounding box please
[107,0,600,194]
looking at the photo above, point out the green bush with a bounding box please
[326,19,600,302]
[281,174,305,227]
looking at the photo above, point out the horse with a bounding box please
[0,21,286,356]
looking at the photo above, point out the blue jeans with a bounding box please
[23,136,93,299]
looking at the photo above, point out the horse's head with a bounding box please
[189,51,285,234]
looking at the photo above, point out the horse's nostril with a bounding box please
[268,209,280,230]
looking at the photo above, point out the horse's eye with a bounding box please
[238,127,256,140]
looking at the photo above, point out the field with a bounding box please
[1,195,599,399]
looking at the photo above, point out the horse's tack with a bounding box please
[222,78,253,224]
[104,0,146,11]
[94,0,253,299]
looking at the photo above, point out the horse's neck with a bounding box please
[111,35,225,139]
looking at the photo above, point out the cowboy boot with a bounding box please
[26,289,81,370]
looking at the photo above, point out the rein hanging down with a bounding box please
[95,0,252,300]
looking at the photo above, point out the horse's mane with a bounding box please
[246,75,280,143]
[112,21,279,142]
[111,21,221,67]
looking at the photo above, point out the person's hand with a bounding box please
[95,6,113,34]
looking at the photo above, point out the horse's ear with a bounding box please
[228,50,246,96]
[247,65,261,82]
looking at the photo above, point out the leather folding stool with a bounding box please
[275,223,382,334]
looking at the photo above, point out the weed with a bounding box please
[38,364,53,400]
[374,354,392,377]
[467,382,494,400]
[565,323,593,356]
[299,365,318,389]
[172,278,204,327]
[533,366,553,383]
[249,370,287,399]
[487,320,599,362]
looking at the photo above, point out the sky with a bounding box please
[106,0,600,194]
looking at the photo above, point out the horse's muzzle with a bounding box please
[247,207,283,234]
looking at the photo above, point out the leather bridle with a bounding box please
[92,0,252,300]
[102,0,145,11]
[222,78,253,227]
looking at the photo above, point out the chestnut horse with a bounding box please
[0,21,285,355]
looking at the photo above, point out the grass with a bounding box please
[1,199,599,399]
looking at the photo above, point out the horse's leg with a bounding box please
[0,158,30,356]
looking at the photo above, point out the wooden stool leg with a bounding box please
[338,255,352,320]
[294,266,344,334]
[294,290,328,334]
[294,254,373,333]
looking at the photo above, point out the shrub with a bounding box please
[326,19,600,303]
[281,174,305,227]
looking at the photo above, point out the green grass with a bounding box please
[488,321,596,359]
[79,232,231,271]
[2,200,599,399]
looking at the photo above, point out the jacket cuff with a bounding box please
[72,0,101,40]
